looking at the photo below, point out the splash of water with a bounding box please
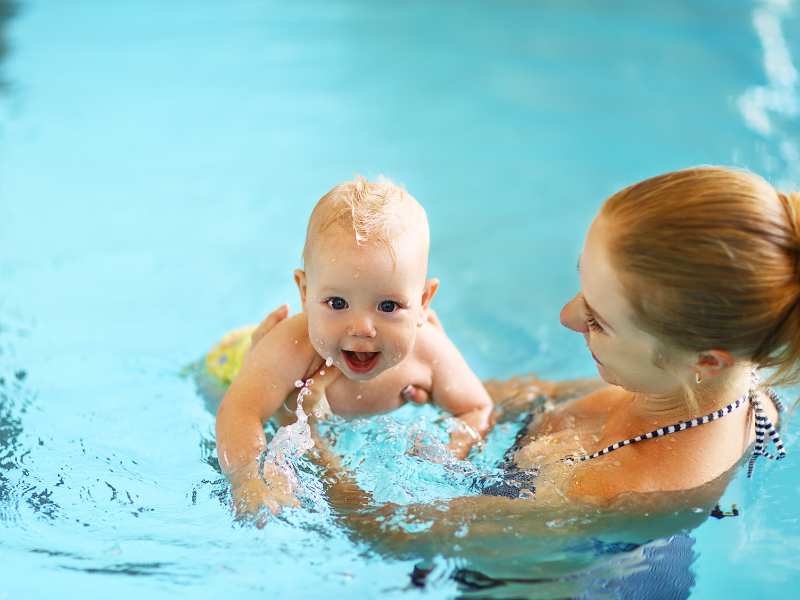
[260,358,336,495]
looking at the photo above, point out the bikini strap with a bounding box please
[564,370,788,476]
[563,393,748,465]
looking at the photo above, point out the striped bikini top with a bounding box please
[563,373,787,478]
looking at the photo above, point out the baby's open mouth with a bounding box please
[342,350,380,374]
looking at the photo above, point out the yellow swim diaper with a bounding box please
[205,325,256,385]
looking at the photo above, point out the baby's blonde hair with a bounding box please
[302,176,429,267]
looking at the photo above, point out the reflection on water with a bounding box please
[0,314,34,521]
[0,1,17,90]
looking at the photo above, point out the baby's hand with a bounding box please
[231,464,300,523]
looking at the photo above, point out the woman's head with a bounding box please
[565,166,800,392]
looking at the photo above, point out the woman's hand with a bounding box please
[250,304,290,348]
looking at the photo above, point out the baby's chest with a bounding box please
[325,361,432,417]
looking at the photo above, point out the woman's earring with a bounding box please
[695,372,703,385]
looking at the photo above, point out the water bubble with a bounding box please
[325,356,334,367]
[319,370,326,376]
[294,380,304,388]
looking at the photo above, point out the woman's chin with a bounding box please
[596,364,617,386]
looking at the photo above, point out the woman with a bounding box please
[231,166,798,547]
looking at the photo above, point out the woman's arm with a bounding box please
[485,375,607,422]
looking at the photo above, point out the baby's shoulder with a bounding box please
[247,312,316,373]
[409,320,458,365]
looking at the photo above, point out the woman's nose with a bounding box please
[348,313,376,338]
[560,294,588,333]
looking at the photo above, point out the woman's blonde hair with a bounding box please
[601,166,800,387]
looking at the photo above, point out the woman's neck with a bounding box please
[631,363,754,423]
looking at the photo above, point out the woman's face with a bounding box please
[560,217,688,395]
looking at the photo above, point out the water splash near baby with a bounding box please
[259,357,335,497]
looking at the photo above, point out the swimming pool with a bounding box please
[1,0,798,597]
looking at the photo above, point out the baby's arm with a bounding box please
[215,313,318,517]
[417,323,493,459]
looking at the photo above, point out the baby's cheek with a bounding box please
[385,327,416,365]
[307,317,336,355]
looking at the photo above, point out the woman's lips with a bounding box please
[342,350,380,373]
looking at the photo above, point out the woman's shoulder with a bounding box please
[563,410,747,507]
[558,384,628,417]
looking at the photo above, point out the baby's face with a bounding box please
[297,230,434,381]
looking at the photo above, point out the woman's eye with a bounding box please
[326,297,348,310]
[377,300,399,313]
[587,315,604,333]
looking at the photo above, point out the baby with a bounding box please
[215,177,493,516]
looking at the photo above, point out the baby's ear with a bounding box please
[421,278,440,312]
[294,269,308,308]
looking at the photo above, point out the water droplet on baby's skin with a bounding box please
[325,356,334,367]
[317,339,325,346]
[293,339,298,344]
[356,395,363,401]
[295,380,304,388]
[320,370,326,376]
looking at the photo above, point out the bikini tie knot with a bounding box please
[746,385,787,478]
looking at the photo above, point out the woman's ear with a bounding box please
[294,269,308,309]
[693,350,735,383]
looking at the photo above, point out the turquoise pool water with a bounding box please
[1,0,799,597]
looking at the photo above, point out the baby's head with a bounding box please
[294,176,438,380]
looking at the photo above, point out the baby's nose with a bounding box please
[560,294,588,334]
[348,314,376,338]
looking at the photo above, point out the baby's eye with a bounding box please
[377,300,400,313]
[326,297,348,310]
[586,314,604,333]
